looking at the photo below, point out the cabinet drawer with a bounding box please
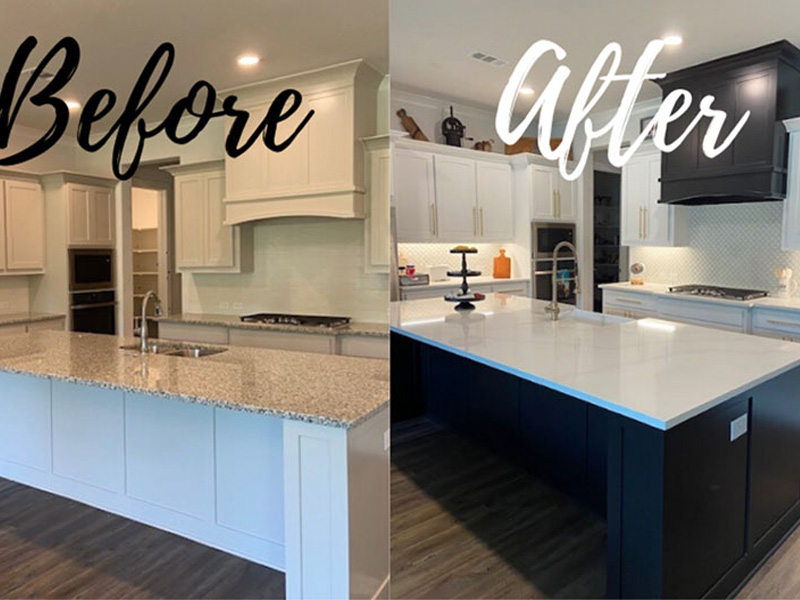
[338,335,389,359]
[603,289,657,312]
[659,298,747,331]
[229,328,335,354]
[752,308,800,336]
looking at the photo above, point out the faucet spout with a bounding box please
[140,291,162,354]
[545,241,579,321]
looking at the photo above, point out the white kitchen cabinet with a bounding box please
[476,162,514,240]
[2,179,45,273]
[394,141,515,243]
[170,162,252,273]
[621,149,688,247]
[67,183,114,247]
[363,135,390,272]
[531,165,576,222]
[601,288,659,319]
[781,119,800,250]
[394,147,436,242]
[434,155,478,241]
[752,307,800,341]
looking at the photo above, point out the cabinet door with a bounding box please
[203,172,234,267]
[621,156,649,245]
[307,88,350,188]
[531,166,556,220]
[88,188,113,246]
[0,189,5,271]
[476,162,513,240]
[4,180,44,271]
[68,185,90,244]
[366,146,390,269]
[174,176,207,268]
[555,175,576,221]
[394,148,436,242]
[434,155,477,242]
[749,368,800,546]
[644,155,670,246]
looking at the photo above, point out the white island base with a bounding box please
[0,372,389,600]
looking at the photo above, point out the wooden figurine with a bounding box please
[397,109,429,141]
[473,139,494,152]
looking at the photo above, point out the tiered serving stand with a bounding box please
[444,247,486,311]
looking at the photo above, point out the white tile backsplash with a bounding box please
[398,242,527,279]
[630,202,800,293]
[183,218,389,323]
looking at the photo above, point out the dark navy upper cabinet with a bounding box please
[658,40,800,205]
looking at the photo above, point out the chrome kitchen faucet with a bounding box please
[140,290,163,353]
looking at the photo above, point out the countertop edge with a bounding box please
[390,326,800,431]
[0,365,387,430]
[0,313,66,327]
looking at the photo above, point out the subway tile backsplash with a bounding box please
[630,202,800,294]
[182,218,389,323]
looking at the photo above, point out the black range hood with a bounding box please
[658,40,800,206]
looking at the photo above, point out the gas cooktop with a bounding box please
[240,313,351,328]
[667,285,768,301]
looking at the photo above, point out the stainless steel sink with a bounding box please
[120,342,228,358]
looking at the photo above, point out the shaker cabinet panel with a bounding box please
[204,173,234,268]
[307,89,350,187]
[394,148,436,242]
[434,155,477,241]
[4,180,45,272]
[476,162,513,240]
[175,177,206,268]
[67,184,115,247]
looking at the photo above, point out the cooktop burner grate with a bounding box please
[667,285,768,301]
[240,313,351,328]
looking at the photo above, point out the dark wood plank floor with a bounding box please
[390,419,607,599]
[0,478,284,599]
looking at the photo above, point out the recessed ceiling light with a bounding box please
[237,54,261,67]
[520,87,535,96]
[65,100,81,110]
[662,35,683,46]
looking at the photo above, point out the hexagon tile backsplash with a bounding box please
[630,202,800,294]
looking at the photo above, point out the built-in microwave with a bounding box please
[531,222,575,259]
[69,249,114,291]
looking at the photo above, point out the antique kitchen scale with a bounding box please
[442,106,466,146]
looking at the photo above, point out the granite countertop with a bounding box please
[601,281,800,311]
[0,330,388,429]
[156,313,388,337]
[391,294,800,430]
[0,312,66,327]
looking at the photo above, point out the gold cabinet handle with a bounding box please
[473,206,478,236]
[553,189,557,218]
[430,204,436,235]
[767,318,800,328]
[638,207,642,239]
[480,207,485,236]
[644,207,648,239]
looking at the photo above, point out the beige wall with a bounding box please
[183,217,389,323]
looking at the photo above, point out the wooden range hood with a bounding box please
[658,40,800,206]
[221,60,383,224]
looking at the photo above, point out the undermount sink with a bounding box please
[119,342,228,358]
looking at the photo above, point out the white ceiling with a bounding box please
[390,0,800,121]
[0,0,388,130]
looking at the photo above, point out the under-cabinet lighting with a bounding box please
[65,100,81,110]
[520,87,535,96]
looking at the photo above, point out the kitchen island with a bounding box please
[0,330,389,600]
[391,294,800,598]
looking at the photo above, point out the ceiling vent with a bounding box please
[469,51,508,68]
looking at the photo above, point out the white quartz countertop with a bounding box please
[390,294,800,430]
[601,281,800,311]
